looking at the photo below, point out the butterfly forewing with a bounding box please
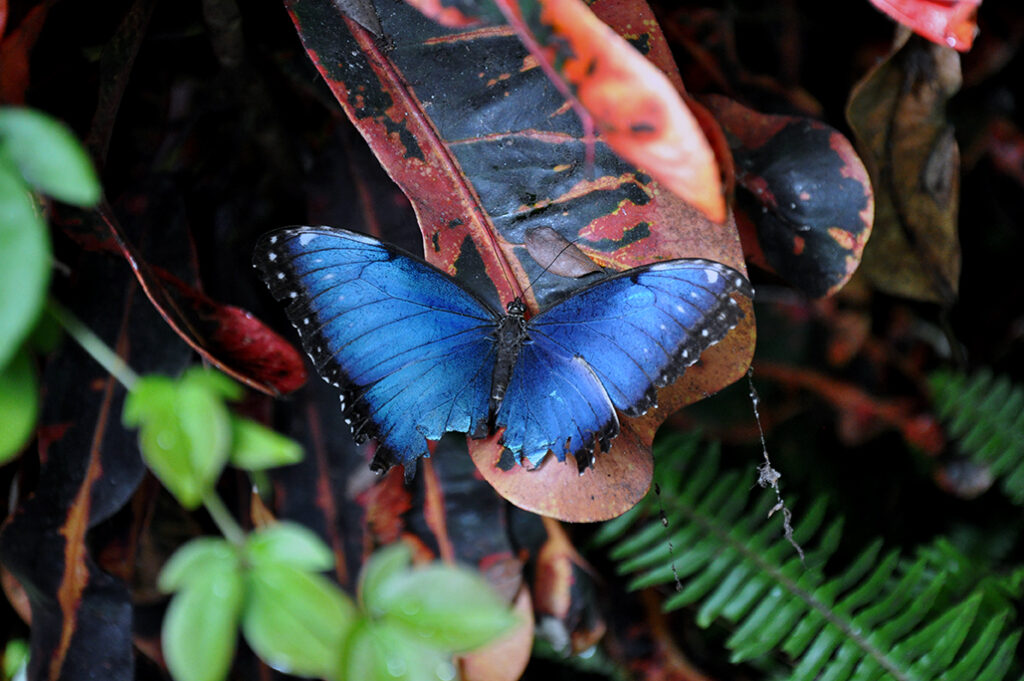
[524,260,755,417]
[253,227,498,472]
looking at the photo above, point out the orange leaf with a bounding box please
[492,0,726,222]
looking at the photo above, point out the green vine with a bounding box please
[592,434,1023,681]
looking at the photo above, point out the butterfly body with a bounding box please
[254,227,753,477]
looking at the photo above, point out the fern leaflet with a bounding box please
[930,369,1024,503]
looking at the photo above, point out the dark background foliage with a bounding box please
[2,0,1024,679]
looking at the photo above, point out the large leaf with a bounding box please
[285,0,754,521]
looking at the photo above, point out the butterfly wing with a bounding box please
[497,259,753,466]
[253,227,498,474]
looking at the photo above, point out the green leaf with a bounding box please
[162,560,244,681]
[363,546,517,652]
[360,542,414,615]
[124,375,232,508]
[0,160,50,369]
[158,537,239,593]
[3,638,29,681]
[229,417,303,471]
[0,349,38,464]
[242,563,357,678]
[0,107,101,206]
[181,367,244,402]
[245,522,335,572]
[341,620,455,681]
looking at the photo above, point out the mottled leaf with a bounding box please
[704,95,874,298]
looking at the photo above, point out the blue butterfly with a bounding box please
[253,227,753,477]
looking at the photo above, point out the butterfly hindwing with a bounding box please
[495,342,619,468]
[253,227,498,472]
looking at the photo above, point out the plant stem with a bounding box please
[203,492,247,547]
[47,299,140,389]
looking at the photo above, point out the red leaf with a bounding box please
[0,2,49,104]
[869,0,981,52]
[62,203,308,395]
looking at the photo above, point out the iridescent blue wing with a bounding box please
[497,259,753,466]
[253,227,498,475]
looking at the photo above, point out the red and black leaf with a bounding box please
[704,95,874,298]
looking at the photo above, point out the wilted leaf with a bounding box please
[847,32,961,304]
[523,226,603,278]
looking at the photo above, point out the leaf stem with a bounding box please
[203,492,247,547]
[47,299,140,389]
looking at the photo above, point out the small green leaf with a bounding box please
[242,563,357,678]
[229,417,303,471]
[245,522,334,572]
[158,537,239,593]
[0,160,50,369]
[369,562,518,652]
[341,620,455,681]
[360,542,414,615]
[0,349,39,465]
[0,107,101,206]
[3,638,29,681]
[181,367,244,402]
[162,561,244,681]
[124,375,231,508]
[176,380,232,496]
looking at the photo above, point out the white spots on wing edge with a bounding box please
[299,233,319,246]
[705,269,720,284]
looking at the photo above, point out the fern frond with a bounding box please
[930,369,1024,503]
[595,433,1022,681]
